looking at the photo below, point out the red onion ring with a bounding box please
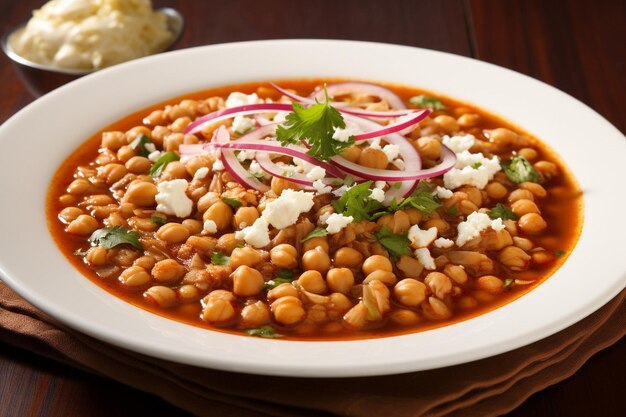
[311,82,407,110]
[353,110,430,141]
[185,103,293,135]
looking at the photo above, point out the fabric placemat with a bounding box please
[1,282,624,417]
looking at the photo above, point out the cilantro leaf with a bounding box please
[301,227,329,242]
[151,214,167,226]
[331,181,383,222]
[129,134,153,157]
[276,269,294,279]
[245,325,283,338]
[409,94,446,110]
[394,182,442,215]
[276,87,354,161]
[556,250,566,257]
[502,156,541,184]
[263,277,294,290]
[222,197,243,208]
[149,151,180,177]
[374,226,411,259]
[487,203,518,221]
[471,162,482,169]
[211,251,230,265]
[88,226,143,250]
[504,278,513,288]
[447,205,458,215]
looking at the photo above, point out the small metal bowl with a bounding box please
[1,7,184,97]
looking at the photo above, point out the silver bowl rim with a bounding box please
[1,7,184,76]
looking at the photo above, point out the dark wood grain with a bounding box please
[0,0,624,416]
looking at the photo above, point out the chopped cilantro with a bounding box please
[151,214,167,226]
[471,162,482,169]
[409,94,446,110]
[556,250,566,257]
[276,85,354,161]
[236,242,245,248]
[487,203,518,221]
[211,251,230,265]
[301,227,329,242]
[222,197,243,208]
[88,226,143,250]
[502,156,541,184]
[343,175,355,187]
[129,134,153,157]
[263,278,294,290]
[276,269,294,280]
[374,226,411,259]
[245,325,282,338]
[331,181,383,222]
[391,182,442,215]
[149,151,180,177]
[447,205,458,215]
[504,278,514,288]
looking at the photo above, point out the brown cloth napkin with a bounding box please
[1,281,624,417]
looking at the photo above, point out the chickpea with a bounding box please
[67,178,91,195]
[394,278,427,307]
[532,250,555,265]
[152,259,186,282]
[125,156,151,174]
[422,217,450,234]
[58,207,83,224]
[405,208,422,225]
[488,128,518,146]
[216,233,241,255]
[144,286,177,308]
[85,246,107,266]
[485,182,508,199]
[241,301,271,327]
[362,255,393,276]
[119,266,151,287]
[424,272,453,299]
[458,186,483,207]
[358,148,388,169]
[125,126,152,143]
[434,115,459,133]
[443,264,468,284]
[396,255,423,279]
[270,244,298,269]
[182,219,203,235]
[302,247,331,274]
[202,297,235,322]
[328,292,352,314]
[534,160,558,178]
[156,222,190,243]
[101,131,126,151]
[341,145,362,163]
[518,147,538,162]
[123,181,157,207]
[203,201,233,231]
[518,213,547,234]
[99,163,127,185]
[170,117,192,133]
[267,282,299,299]
[271,177,300,195]
[232,265,264,296]
[333,247,363,268]
[508,189,534,204]
[326,268,354,294]
[520,182,547,198]
[117,145,136,163]
[164,133,184,151]
[177,285,201,303]
[233,206,259,229]
[363,270,397,286]
[457,295,479,310]
[512,236,534,251]
[415,136,441,160]
[423,296,452,320]
[499,246,531,271]
[66,215,99,235]
[185,236,216,255]
[230,247,263,269]
[389,309,421,326]
[133,255,156,271]
[457,113,480,128]
[302,236,329,253]
[477,275,504,294]
[271,296,305,325]
[297,270,328,294]
[58,194,76,206]
[511,197,540,218]
[197,192,220,213]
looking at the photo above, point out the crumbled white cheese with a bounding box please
[262,189,315,229]
[155,179,193,218]
[415,248,436,270]
[193,167,209,180]
[375,181,387,189]
[332,122,360,142]
[293,157,315,173]
[148,150,162,162]
[408,224,438,248]
[144,143,157,153]
[435,186,453,199]
[442,134,475,153]
[232,115,255,134]
[319,212,331,224]
[312,179,332,195]
[212,159,224,171]
[456,211,505,247]
[236,150,256,162]
[306,166,326,181]
[203,220,217,234]
[443,151,501,190]
[324,213,354,234]
[332,185,350,197]
[391,159,405,170]
[368,138,381,150]
[382,144,400,162]
[249,161,266,179]
[235,217,270,248]
[433,237,454,249]
[370,188,385,203]
[225,92,261,108]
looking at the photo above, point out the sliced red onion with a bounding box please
[184,103,293,135]
[311,82,407,110]
[353,109,430,141]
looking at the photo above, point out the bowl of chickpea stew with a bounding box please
[0,40,624,377]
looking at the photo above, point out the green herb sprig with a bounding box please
[88,226,143,250]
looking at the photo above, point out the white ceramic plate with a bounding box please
[0,40,624,377]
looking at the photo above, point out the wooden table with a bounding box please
[1,0,624,415]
